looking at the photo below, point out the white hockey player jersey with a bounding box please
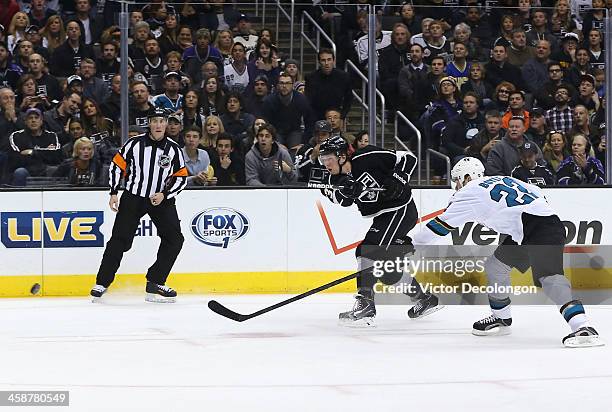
[413,176,554,245]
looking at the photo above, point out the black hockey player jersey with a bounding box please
[323,145,417,218]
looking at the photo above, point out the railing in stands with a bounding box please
[426,149,451,187]
[344,60,385,144]
[299,11,336,76]
[262,0,294,59]
[394,111,422,185]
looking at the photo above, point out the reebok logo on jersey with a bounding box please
[392,172,407,185]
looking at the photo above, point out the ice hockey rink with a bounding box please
[1,294,611,412]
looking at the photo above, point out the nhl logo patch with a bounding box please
[158,154,171,168]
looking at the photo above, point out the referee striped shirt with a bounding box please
[109,133,188,199]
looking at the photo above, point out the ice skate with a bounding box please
[145,282,177,303]
[563,326,605,348]
[339,293,376,327]
[472,314,512,336]
[90,285,107,302]
[407,294,444,319]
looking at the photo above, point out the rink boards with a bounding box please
[0,187,610,297]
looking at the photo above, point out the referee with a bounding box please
[91,107,188,303]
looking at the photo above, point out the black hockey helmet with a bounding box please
[319,134,347,157]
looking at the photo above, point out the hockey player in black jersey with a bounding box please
[317,135,442,326]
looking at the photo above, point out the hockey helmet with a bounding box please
[450,157,485,190]
[319,134,348,157]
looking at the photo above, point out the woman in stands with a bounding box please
[556,133,604,185]
[485,81,515,114]
[461,63,493,107]
[53,137,102,186]
[214,29,234,66]
[40,15,66,53]
[81,98,115,144]
[199,115,225,157]
[6,11,29,52]
[158,11,181,55]
[16,74,50,113]
[247,38,281,90]
[200,75,225,117]
[180,89,206,130]
[543,130,571,173]
[493,15,515,49]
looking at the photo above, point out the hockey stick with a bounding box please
[306,182,386,192]
[208,269,368,322]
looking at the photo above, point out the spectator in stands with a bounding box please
[567,48,595,89]
[0,1,21,32]
[262,73,314,152]
[511,141,555,186]
[81,97,114,143]
[467,110,504,162]
[165,114,184,146]
[80,58,109,104]
[460,62,492,106]
[211,132,246,186]
[557,134,605,185]
[305,48,353,121]
[220,92,253,148]
[242,117,266,155]
[444,42,470,89]
[96,41,120,88]
[526,9,558,51]
[502,91,530,130]
[545,84,574,133]
[552,32,579,70]
[222,42,249,95]
[214,29,233,66]
[200,115,224,156]
[153,72,184,113]
[244,74,270,118]
[464,6,493,50]
[421,76,462,153]
[0,87,17,180]
[247,38,281,92]
[176,25,194,55]
[569,104,601,144]
[16,74,48,114]
[28,53,61,102]
[587,29,605,71]
[582,0,606,42]
[295,119,332,183]
[0,41,22,89]
[157,12,180,55]
[397,3,422,37]
[543,130,571,172]
[183,28,223,83]
[7,11,28,52]
[100,74,121,122]
[486,116,543,176]
[575,74,601,113]
[423,20,451,64]
[66,74,83,96]
[200,0,241,33]
[14,39,35,73]
[245,123,297,186]
[8,107,63,186]
[485,44,526,92]
[49,19,94,77]
[180,89,205,131]
[398,43,431,123]
[201,75,224,118]
[60,118,83,158]
[25,24,49,60]
[53,136,102,186]
[325,108,355,144]
[233,14,258,57]
[283,59,303,90]
[525,108,548,147]
[134,38,165,94]
[354,15,391,71]
[377,23,411,115]
[493,15,515,49]
[43,91,81,144]
[534,62,577,110]
[128,81,155,128]
[182,125,212,187]
[551,0,578,41]
[522,40,552,94]
[411,17,433,48]
[506,28,535,67]
[442,92,485,163]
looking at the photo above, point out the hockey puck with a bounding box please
[589,255,604,270]
[30,283,41,295]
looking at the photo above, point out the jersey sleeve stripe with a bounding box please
[172,167,188,177]
[112,153,128,175]
[425,217,454,236]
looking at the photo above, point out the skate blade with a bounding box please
[472,326,512,337]
[91,296,104,303]
[564,335,605,348]
[408,304,445,319]
[338,317,376,328]
[145,293,176,303]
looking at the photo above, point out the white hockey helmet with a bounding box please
[450,157,485,189]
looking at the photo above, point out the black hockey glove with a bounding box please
[382,171,409,201]
[338,176,365,200]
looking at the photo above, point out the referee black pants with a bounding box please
[96,191,185,287]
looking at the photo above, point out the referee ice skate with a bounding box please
[90,107,188,303]
[317,135,442,326]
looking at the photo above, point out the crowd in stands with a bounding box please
[0,0,608,188]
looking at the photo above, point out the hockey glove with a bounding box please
[338,176,365,200]
[382,171,409,201]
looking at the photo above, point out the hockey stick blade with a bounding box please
[207,269,367,322]
[208,300,250,322]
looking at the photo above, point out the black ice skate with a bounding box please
[562,326,605,348]
[472,314,512,336]
[145,282,177,303]
[339,293,376,327]
[90,285,107,302]
[407,294,444,319]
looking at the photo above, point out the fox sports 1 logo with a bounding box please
[190,208,250,248]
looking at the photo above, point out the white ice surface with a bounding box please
[1,294,611,411]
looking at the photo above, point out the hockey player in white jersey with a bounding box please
[412,157,603,347]
[318,135,442,326]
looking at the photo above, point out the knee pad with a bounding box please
[540,274,572,306]
[484,255,512,301]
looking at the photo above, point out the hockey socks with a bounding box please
[489,296,512,320]
[560,300,589,332]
